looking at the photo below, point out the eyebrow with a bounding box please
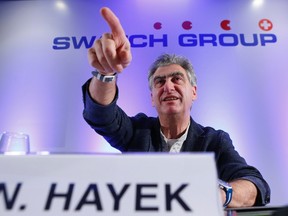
[153,71,185,82]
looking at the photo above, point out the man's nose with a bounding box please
[163,80,174,92]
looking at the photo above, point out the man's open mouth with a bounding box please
[163,97,178,101]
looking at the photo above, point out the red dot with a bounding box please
[154,22,162,30]
[182,21,192,30]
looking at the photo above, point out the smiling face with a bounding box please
[151,64,197,117]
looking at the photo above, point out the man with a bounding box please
[82,7,270,208]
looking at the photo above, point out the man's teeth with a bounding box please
[164,97,178,101]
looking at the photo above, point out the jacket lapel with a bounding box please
[181,118,206,152]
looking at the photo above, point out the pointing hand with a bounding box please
[88,7,132,74]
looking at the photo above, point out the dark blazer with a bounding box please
[82,80,271,206]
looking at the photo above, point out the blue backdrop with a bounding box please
[0,0,287,206]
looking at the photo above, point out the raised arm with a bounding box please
[88,7,132,105]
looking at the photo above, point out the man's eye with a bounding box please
[155,79,165,86]
[173,76,182,82]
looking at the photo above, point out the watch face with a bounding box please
[218,179,232,190]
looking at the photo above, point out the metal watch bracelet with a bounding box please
[91,70,117,83]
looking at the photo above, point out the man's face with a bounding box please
[150,64,197,116]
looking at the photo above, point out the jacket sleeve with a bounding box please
[82,79,133,151]
[215,130,271,206]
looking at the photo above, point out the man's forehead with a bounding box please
[153,71,184,79]
[153,65,186,77]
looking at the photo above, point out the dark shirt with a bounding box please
[82,80,271,206]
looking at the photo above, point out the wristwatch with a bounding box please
[218,179,233,207]
[92,70,117,83]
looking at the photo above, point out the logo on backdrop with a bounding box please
[52,19,277,50]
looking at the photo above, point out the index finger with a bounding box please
[100,7,126,43]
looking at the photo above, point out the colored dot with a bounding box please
[182,21,192,30]
[154,22,162,30]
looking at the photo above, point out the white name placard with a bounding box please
[0,153,223,215]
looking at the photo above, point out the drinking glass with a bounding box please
[0,132,30,155]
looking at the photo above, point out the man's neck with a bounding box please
[159,114,190,139]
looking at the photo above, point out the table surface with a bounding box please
[225,206,285,216]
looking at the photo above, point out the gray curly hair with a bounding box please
[148,53,197,90]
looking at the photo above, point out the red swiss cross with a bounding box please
[258,19,273,31]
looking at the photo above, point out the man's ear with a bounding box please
[192,86,197,101]
[151,92,155,107]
